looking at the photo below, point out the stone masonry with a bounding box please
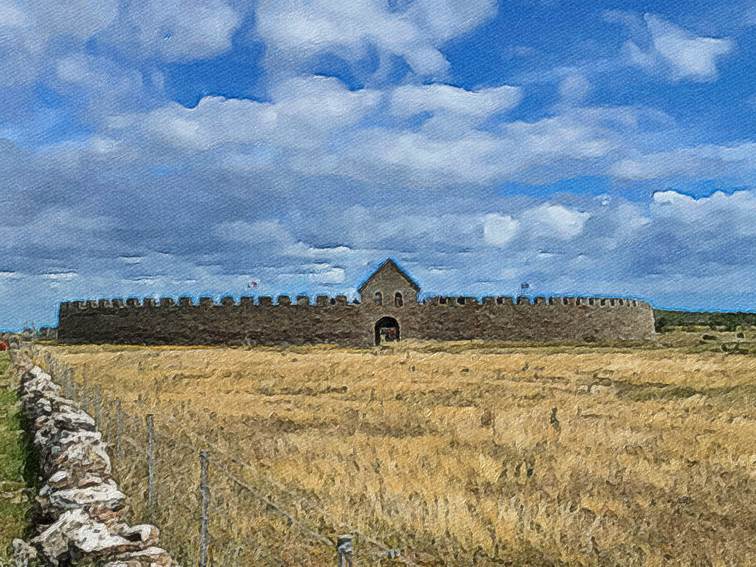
[57,258,656,346]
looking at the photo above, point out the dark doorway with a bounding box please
[374,316,400,345]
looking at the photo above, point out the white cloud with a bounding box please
[0,0,118,86]
[0,207,115,251]
[255,0,497,76]
[348,128,504,185]
[42,271,78,281]
[0,1,27,27]
[0,0,241,92]
[626,14,733,81]
[214,220,293,244]
[102,89,663,188]
[503,113,616,160]
[651,189,756,235]
[270,76,382,136]
[33,0,118,38]
[390,83,522,120]
[522,204,590,240]
[53,53,146,118]
[611,141,756,180]
[558,73,591,104]
[112,0,241,62]
[140,97,276,151]
[307,266,346,284]
[483,214,519,247]
[131,75,381,152]
[338,105,635,187]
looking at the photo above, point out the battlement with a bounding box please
[420,295,647,309]
[59,294,648,313]
[59,294,367,312]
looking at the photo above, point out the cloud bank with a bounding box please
[0,2,754,327]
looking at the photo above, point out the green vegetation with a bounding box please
[0,352,30,563]
[654,309,756,332]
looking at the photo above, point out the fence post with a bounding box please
[199,450,210,567]
[93,385,103,427]
[63,369,73,399]
[337,534,353,567]
[146,414,155,519]
[114,399,123,460]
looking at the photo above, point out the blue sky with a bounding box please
[1,0,755,329]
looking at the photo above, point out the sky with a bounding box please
[1,0,755,329]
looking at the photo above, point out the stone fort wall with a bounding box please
[57,294,655,346]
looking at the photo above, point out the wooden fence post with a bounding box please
[93,385,103,427]
[64,369,74,399]
[146,414,155,519]
[114,399,123,459]
[199,450,210,567]
[337,534,353,567]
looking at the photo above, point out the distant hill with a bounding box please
[654,310,756,332]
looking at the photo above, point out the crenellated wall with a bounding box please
[57,294,656,346]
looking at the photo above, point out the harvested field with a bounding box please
[36,331,756,566]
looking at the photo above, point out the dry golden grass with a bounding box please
[36,331,756,566]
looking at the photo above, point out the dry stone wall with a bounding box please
[11,350,177,566]
[57,295,656,346]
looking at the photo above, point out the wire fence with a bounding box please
[36,347,425,566]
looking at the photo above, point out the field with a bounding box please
[37,331,755,566]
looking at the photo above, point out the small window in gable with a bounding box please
[374,291,383,305]
[395,292,403,307]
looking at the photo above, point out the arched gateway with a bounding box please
[374,316,400,345]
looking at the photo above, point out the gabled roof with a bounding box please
[357,258,421,293]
